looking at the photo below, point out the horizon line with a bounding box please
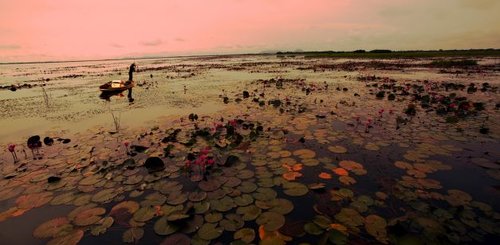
[1,48,499,65]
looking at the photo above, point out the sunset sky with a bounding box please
[1,0,499,62]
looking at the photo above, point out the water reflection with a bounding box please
[99,88,134,103]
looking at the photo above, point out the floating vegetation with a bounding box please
[0,56,499,245]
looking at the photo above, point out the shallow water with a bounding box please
[0,55,499,245]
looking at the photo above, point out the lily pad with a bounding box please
[79,175,102,186]
[234,194,254,206]
[304,222,324,235]
[269,199,294,215]
[256,212,285,232]
[197,223,223,240]
[141,192,167,206]
[283,182,309,197]
[133,206,156,222]
[189,192,207,202]
[154,216,180,235]
[335,208,364,228]
[51,192,76,206]
[92,188,118,203]
[167,192,188,205]
[236,205,262,221]
[90,217,114,236]
[293,149,316,159]
[73,207,106,226]
[328,145,347,154]
[365,215,388,243]
[33,217,73,238]
[220,213,244,231]
[211,196,235,212]
[111,201,140,215]
[199,179,222,192]
[123,227,144,243]
[234,228,255,243]
[16,192,53,210]
[47,229,83,245]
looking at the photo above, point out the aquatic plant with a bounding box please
[8,144,18,163]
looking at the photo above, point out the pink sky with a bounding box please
[0,0,499,62]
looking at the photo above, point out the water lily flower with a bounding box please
[8,144,18,163]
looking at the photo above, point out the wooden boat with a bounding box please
[99,80,134,92]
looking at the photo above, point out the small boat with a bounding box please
[99,80,134,92]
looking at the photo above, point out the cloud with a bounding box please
[140,39,164,46]
[0,44,21,50]
[174,38,185,42]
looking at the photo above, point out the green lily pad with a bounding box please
[46,180,67,191]
[238,181,258,193]
[211,196,235,212]
[16,192,53,209]
[133,206,156,222]
[234,194,254,206]
[236,205,262,221]
[365,215,388,243]
[220,213,244,231]
[47,229,83,245]
[90,217,114,236]
[205,212,223,223]
[283,182,309,197]
[445,189,472,206]
[194,201,210,214]
[335,208,364,228]
[253,188,277,201]
[304,222,324,235]
[161,204,184,216]
[234,228,255,243]
[237,170,255,179]
[167,213,190,221]
[313,215,332,229]
[92,189,118,203]
[73,207,106,226]
[328,145,347,154]
[256,212,285,232]
[111,201,140,215]
[141,192,167,206]
[154,216,180,235]
[33,217,73,238]
[258,178,275,188]
[167,192,188,205]
[189,192,207,202]
[224,177,242,188]
[328,229,348,245]
[199,179,222,192]
[180,215,204,234]
[124,175,143,185]
[51,192,76,206]
[302,159,320,167]
[308,183,326,190]
[269,199,294,215]
[123,227,144,243]
[79,175,102,186]
[197,223,223,240]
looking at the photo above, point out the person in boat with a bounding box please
[126,63,136,102]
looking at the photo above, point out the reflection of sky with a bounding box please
[0,0,499,62]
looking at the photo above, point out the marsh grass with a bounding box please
[41,85,50,108]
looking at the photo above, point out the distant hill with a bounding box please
[275,49,500,58]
